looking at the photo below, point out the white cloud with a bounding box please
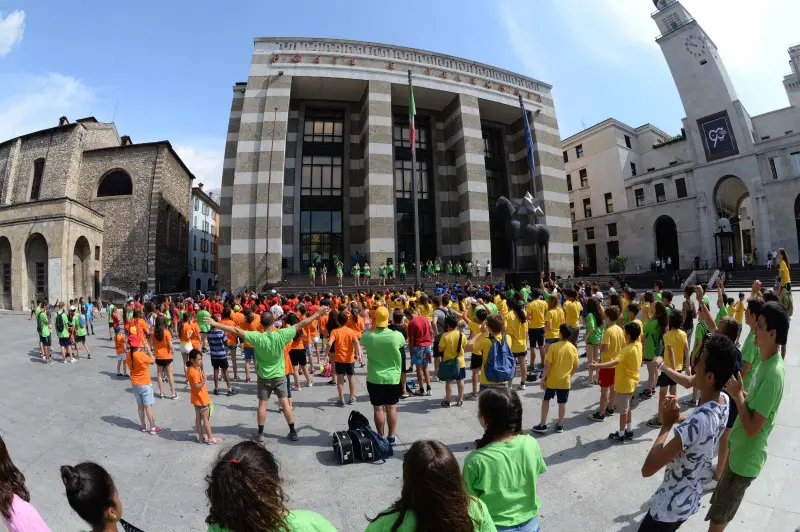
[498,1,546,78]
[174,140,225,192]
[0,10,24,56]
[0,73,94,141]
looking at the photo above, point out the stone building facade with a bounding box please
[219,38,571,290]
[0,117,193,310]
[563,1,800,275]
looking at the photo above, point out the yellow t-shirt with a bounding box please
[614,342,643,394]
[505,311,528,353]
[662,329,687,371]
[526,299,547,329]
[497,298,508,316]
[632,318,643,345]
[563,300,582,328]
[545,340,578,389]
[780,260,791,287]
[419,304,433,320]
[733,300,745,325]
[474,333,512,385]
[640,302,651,324]
[439,329,466,368]
[545,307,565,339]
[621,298,631,316]
[466,319,481,336]
[600,324,625,363]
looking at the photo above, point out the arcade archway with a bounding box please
[25,233,48,303]
[73,236,92,298]
[654,216,679,270]
[713,175,752,268]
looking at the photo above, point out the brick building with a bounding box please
[0,117,193,310]
[220,38,571,290]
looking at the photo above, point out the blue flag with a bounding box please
[520,96,536,174]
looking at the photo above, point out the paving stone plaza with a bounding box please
[1,295,798,531]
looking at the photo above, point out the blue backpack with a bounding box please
[79,314,86,328]
[484,336,515,383]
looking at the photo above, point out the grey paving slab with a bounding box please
[0,296,798,532]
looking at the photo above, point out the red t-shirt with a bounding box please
[407,315,432,347]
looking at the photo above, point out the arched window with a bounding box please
[97,170,133,197]
[30,158,45,200]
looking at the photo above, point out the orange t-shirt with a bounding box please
[288,328,306,351]
[219,319,237,345]
[151,330,173,360]
[126,350,152,386]
[231,311,245,329]
[329,326,359,363]
[190,322,201,349]
[243,319,263,348]
[179,322,192,343]
[319,314,329,336]
[136,318,149,345]
[115,333,126,355]
[345,315,365,338]
[283,343,294,376]
[187,365,210,406]
[303,321,317,344]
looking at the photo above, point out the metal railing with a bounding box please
[655,19,695,41]
[651,0,678,17]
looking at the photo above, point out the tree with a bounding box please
[611,255,629,282]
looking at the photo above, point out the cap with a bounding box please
[234,305,241,311]
[69,305,76,311]
[374,306,390,328]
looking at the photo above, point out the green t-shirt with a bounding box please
[642,319,662,360]
[715,305,729,325]
[366,497,496,532]
[55,311,70,338]
[585,313,603,344]
[361,328,405,385]
[72,314,87,336]
[197,309,211,333]
[336,264,344,276]
[309,266,316,277]
[379,266,387,276]
[38,310,50,337]
[353,265,361,276]
[702,294,711,308]
[399,263,406,274]
[244,328,297,380]
[520,287,531,303]
[740,331,760,392]
[654,291,663,301]
[728,353,784,478]
[455,263,463,273]
[486,302,498,315]
[387,264,394,273]
[466,262,474,274]
[463,434,546,527]
[447,263,454,274]
[208,510,335,532]
[107,304,115,324]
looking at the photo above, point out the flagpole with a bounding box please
[518,93,536,199]
[409,70,422,286]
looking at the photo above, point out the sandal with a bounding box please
[456,400,463,407]
[206,437,223,445]
[441,400,451,408]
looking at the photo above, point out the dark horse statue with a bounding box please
[496,195,550,272]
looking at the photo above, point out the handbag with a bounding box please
[437,333,462,382]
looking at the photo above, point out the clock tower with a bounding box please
[652,0,755,162]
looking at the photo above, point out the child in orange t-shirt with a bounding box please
[219,307,239,381]
[190,314,202,351]
[281,335,295,413]
[327,312,361,406]
[114,327,127,377]
[303,309,321,365]
[179,313,194,367]
[186,349,222,445]
[151,316,178,400]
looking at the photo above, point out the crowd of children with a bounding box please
[18,246,793,531]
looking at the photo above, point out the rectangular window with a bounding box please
[770,156,784,179]
[635,188,645,207]
[482,131,503,159]
[30,159,45,201]
[202,258,209,273]
[607,223,617,237]
[586,227,595,240]
[211,242,217,255]
[604,192,614,213]
[583,198,592,218]
[394,159,430,200]
[193,257,197,271]
[303,109,344,143]
[676,178,688,198]
[792,152,800,175]
[572,229,578,242]
[194,197,199,211]
[301,155,344,196]
[655,183,666,203]
[94,246,100,260]
[630,162,637,176]
[579,168,588,187]
[607,240,620,261]
[575,144,584,159]
[624,135,632,149]
[193,236,197,250]
[394,122,429,149]
[570,202,575,222]
[2,263,10,294]
[211,261,216,274]
[210,224,215,237]
[35,262,45,294]
[563,150,569,163]
[566,174,572,191]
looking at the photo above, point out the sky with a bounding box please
[2,0,799,191]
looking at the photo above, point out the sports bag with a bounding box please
[332,430,354,465]
[483,336,515,383]
[349,428,375,462]
[347,410,393,461]
[437,333,462,382]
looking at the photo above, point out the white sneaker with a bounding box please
[519,383,527,391]
[307,381,314,388]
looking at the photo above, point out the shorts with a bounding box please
[289,349,307,366]
[705,463,754,525]
[598,367,615,388]
[411,345,433,366]
[639,511,685,532]
[568,327,579,345]
[432,339,443,358]
[528,328,545,348]
[335,362,355,376]
[312,336,320,344]
[76,335,86,343]
[737,323,742,338]
[257,376,288,400]
[182,342,193,354]
[210,357,229,370]
[657,372,676,388]
[58,337,71,347]
[155,358,173,367]
[40,335,51,347]
[470,354,483,370]
[513,351,527,359]
[545,338,559,345]
[116,353,126,361]
[543,388,570,404]
[726,394,739,429]
[616,392,633,413]
[445,367,467,381]
[227,345,237,354]
[243,347,255,361]
[194,404,210,412]
[367,381,401,406]
[132,384,154,406]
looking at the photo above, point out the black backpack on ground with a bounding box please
[332,431,354,465]
[347,410,393,462]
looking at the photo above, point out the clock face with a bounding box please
[684,34,707,57]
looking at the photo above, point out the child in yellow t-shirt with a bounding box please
[437,314,467,406]
[649,312,688,427]
[532,324,579,434]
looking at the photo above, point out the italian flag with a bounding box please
[408,73,417,150]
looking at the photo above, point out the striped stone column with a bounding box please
[349,104,366,262]
[283,109,299,270]
[218,84,245,290]
[362,80,395,268]
[444,94,491,264]
[434,119,460,259]
[229,74,291,290]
